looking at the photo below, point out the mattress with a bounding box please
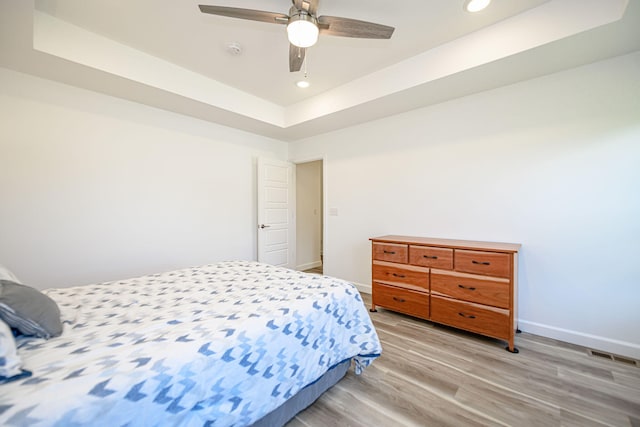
[0,261,381,426]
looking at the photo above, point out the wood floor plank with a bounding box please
[614,371,640,391]
[557,367,640,416]
[335,363,495,426]
[288,292,640,427]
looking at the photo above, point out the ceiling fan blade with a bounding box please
[289,44,306,72]
[199,5,288,25]
[317,16,395,39]
[302,0,318,15]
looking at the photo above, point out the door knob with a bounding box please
[259,224,271,229]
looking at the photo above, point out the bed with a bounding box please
[0,261,382,426]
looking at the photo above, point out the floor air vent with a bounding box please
[588,349,639,367]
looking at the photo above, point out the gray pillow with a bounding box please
[0,280,62,339]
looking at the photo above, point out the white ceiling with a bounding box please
[1,0,639,141]
[33,0,550,106]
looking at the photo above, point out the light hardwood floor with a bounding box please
[303,267,323,275]
[288,292,640,427]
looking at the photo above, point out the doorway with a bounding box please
[295,159,323,274]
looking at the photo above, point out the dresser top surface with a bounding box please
[370,235,521,253]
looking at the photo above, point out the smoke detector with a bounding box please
[226,42,242,55]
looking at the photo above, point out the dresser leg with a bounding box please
[369,304,377,313]
[505,345,519,353]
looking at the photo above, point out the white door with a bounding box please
[257,158,295,268]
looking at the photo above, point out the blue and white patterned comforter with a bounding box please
[0,261,381,426]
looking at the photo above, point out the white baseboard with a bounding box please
[296,260,322,271]
[518,320,640,360]
[353,281,639,359]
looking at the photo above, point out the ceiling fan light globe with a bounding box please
[287,15,319,48]
[464,0,491,12]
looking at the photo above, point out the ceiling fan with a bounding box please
[199,0,395,72]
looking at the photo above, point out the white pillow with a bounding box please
[0,319,23,379]
[0,264,20,284]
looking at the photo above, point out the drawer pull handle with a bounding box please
[472,260,491,266]
[423,255,438,259]
[383,250,396,255]
[392,296,406,303]
[458,312,476,319]
[458,284,477,291]
[392,273,406,278]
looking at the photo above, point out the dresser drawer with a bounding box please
[372,261,428,291]
[431,269,510,309]
[431,296,510,340]
[372,242,408,263]
[409,245,453,269]
[373,283,429,320]
[454,250,511,278]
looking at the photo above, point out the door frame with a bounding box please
[291,154,327,272]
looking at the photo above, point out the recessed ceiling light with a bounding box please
[464,0,491,12]
[296,80,310,88]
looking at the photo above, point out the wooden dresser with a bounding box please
[370,235,521,352]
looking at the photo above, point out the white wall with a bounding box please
[2,51,639,359]
[0,67,287,289]
[295,160,322,270]
[290,51,640,359]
